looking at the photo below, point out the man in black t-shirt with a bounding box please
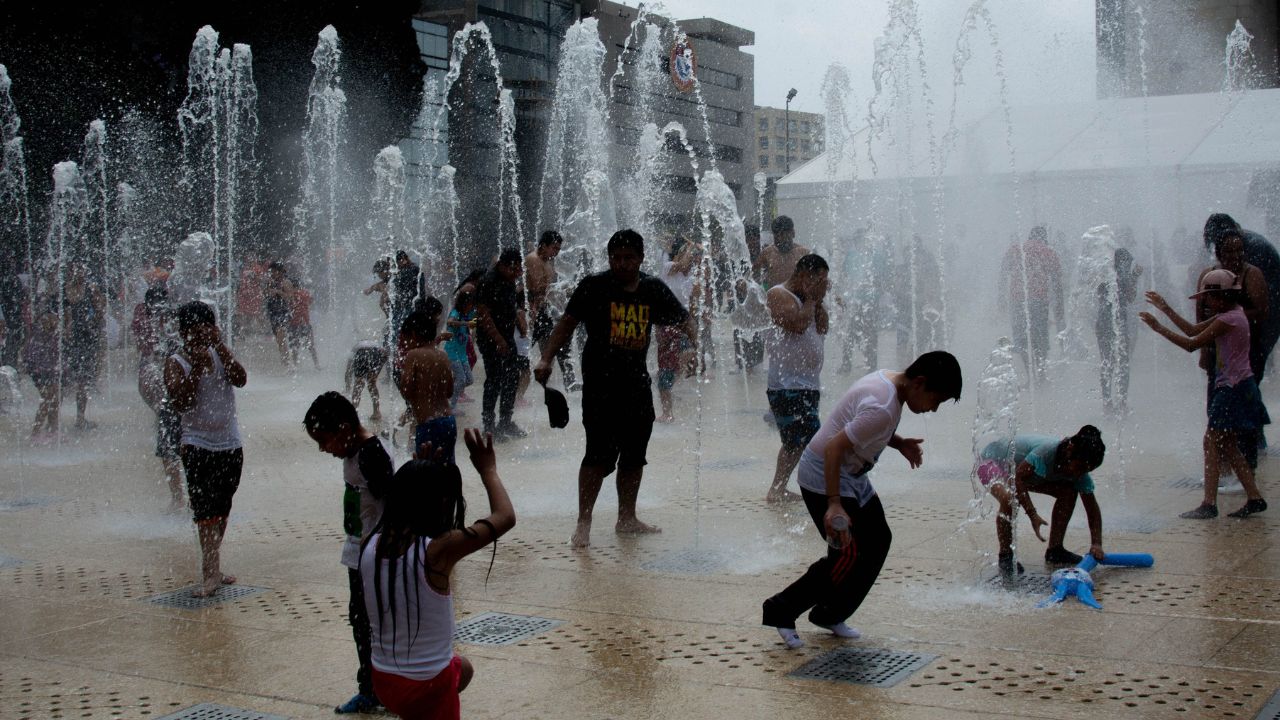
[535,229,698,547]
[476,248,525,439]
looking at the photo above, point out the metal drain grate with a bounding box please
[986,572,1055,595]
[641,548,726,575]
[790,647,937,688]
[0,495,61,512]
[157,703,287,720]
[1257,688,1280,720]
[146,584,269,609]
[454,611,563,646]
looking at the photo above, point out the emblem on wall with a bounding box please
[670,37,696,93]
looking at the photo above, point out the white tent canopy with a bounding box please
[780,88,1280,189]
[774,88,1280,271]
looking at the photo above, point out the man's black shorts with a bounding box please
[582,393,654,473]
[155,404,181,460]
[182,446,244,522]
[766,389,821,451]
[265,296,290,332]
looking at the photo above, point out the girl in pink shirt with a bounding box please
[1141,268,1268,519]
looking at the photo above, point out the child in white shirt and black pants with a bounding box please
[763,352,963,648]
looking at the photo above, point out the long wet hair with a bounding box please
[1060,425,1106,470]
[361,460,467,662]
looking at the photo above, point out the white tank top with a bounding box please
[360,535,454,680]
[766,287,825,390]
[170,349,241,451]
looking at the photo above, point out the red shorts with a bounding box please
[372,656,462,720]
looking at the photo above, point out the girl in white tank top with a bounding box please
[359,429,516,718]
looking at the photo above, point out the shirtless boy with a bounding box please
[755,216,810,289]
[397,310,456,463]
[527,230,576,387]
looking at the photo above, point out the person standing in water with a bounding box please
[527,230,577,390]
[1198,227,1270,469]
[755,215,810,289]
[164,301,247,597]
[533,230,697,548]
[764,253,830,503]
[1142,270,1269,519]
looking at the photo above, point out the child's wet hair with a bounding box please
[175,301,216,334]
[904,351,963,401]
[1067,425,1106,468]
[303,391,359,435]
[401,309,438,343]
[380,460,466,543]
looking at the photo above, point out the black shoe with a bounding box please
[334,693,380,714]
[496,422,527,440]
[1044,546,1083,565]
[1227,498,1267,518]
[998,553,1025,578]
[1179,503,1218,520]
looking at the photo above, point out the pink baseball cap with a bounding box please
[1190,268,1240,299]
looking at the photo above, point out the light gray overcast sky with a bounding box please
[654,0,1098,117]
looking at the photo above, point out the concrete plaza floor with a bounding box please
[0,333,1277,720]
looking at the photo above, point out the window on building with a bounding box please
[758,117,768,131]
[813,141,823,153]
[788,119,797,133]
[759,155,769,168]
[714,145,743,164]
[759,136,769,149]
[802,141,810,152]
[776,154,786,166]
[802,120,811,134]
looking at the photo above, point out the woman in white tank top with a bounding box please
[359,429,515,719]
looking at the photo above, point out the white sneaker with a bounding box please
[814,622,861,639]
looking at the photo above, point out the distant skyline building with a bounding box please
[1097,0,1279,97]
[750,104,823,223]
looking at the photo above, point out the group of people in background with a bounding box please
[1,205,1275,719]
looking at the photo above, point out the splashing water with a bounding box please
[295,25,347,317]
[960,336,1020,571]
[1224,20,1258,92]
[177,27,258,337]
[538,19,615,268]
[0,64,33,320]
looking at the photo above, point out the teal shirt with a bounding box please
[980,434,1095,494]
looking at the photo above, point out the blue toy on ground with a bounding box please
[1037,552,1155,610]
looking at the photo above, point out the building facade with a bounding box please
[1097,0,1280,97]
[411,0,755,255]
[592,1,755,234]
[750,105,823,224]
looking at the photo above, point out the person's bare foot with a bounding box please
[220,574,237,585]
[571,522,592,548]
[192,577,221,598]
[656,413,675,424]
[616,518,661,535]
[765,490,804,504]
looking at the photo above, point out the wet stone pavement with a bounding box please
[0,339,1277,720]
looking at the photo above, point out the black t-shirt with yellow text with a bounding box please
[565,271,688,402]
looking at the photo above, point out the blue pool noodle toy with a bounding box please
[1037,552,1154,610]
